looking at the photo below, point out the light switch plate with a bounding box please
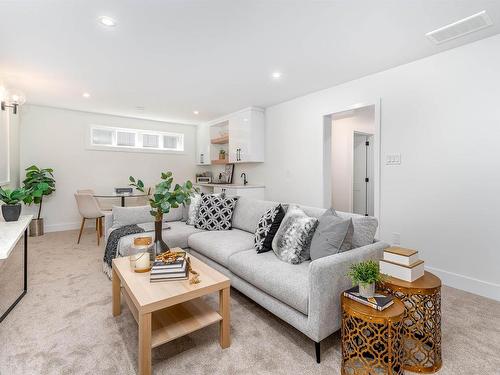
[386,153,401,165]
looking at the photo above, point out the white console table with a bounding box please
[0,215,32,322]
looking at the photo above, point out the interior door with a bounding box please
[353,133,368,215]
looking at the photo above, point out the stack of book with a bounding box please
[343,286,394,311]
[150,256,188,283]
[379,246,424,282]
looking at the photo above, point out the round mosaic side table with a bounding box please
[341,294,405,375]
[380,271,442,373]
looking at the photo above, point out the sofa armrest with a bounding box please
[307,241,388,341]
[103,211,114,243]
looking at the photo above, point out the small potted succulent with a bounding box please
[0,187,30,222]
[219,149,226,160]
[347,260,385,298]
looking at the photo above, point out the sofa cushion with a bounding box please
[187,229,254,266]
[228,250,310,315]
[272,205,319,264]
[195,194,238,231]
[112,205,153,227]
[254,204,286,253]
[232,197,280,233]
[299,204,378,248]
[310,208,353,260]
[116,221,204,256]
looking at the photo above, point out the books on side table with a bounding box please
[379,246,424,282]
[150,256,188,282]
[343,286,394,311]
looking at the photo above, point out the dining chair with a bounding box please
[77,188,117,211]
[74,193,105,245]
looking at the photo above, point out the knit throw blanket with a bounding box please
[102,224,145,279]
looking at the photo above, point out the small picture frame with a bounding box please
[224,164,234,184]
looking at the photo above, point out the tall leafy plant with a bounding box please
[129,171,197,222]
[22,165,56,220]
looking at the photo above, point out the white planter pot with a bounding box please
[359,283,375,298]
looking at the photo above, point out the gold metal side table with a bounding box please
[380,271,442,373]
[341,294,405,375]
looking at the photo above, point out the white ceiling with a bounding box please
[1,0,499,124]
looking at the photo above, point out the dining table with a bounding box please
[93,192,148,207]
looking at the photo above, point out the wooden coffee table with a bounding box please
[112,248,231,375]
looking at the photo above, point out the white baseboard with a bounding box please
[426,265,500,302]
[44,221,93,233]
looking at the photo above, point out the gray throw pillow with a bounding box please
[310,208,353,260]
[186,193,203,225]
[112,205,153,228]
[272,205,318,264]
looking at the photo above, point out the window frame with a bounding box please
[87,125,185,154]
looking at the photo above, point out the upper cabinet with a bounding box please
[196,107,265,165]
[196,123,211,165]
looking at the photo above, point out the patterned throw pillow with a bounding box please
[195,194,238,231]
[272,205,319,264]
[254,204,286,253]
[185,193,203,226]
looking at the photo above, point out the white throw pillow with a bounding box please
[112,205,153,228]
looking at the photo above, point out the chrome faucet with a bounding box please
[240,172,248,186]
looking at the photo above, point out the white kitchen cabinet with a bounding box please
[196,123,211,165]
[228,108,265,163]
[199,184,265,199]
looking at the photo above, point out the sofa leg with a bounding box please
[315,341,321,363]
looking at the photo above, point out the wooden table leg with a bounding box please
[139,312,152,375]
[219,287,230,349]
[112,267,121,317]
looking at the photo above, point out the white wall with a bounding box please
[20,105,197,231]
[331,107,375,212]
[254,34,500,300]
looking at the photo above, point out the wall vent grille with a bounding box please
[426,11,493,44]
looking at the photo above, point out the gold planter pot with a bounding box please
[29,218,44,237]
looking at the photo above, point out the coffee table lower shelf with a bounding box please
[122,288,222,348]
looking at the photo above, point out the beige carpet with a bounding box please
[1,230,499,375]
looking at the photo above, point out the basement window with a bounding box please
[88,125,184,153]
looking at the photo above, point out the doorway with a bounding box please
[353,132,374,216]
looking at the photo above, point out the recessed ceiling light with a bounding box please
[82,92,90,98]
[271,71,282,79]
[193,110,199,115]
[98,16,117,27]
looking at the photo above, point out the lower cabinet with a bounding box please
[213,186,264,199]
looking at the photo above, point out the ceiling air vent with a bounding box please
[426,11,493,44]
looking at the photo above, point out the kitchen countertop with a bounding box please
[0,215,32,260]
[195,183,265,189]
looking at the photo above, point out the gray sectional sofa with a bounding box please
[104,197,388,362]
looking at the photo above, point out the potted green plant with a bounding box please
[0,187,30,221]
[219,149,226,160]
[22,165,56,236]
[129,171,197,254]
[347,260,385,298]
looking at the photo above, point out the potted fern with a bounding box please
[0,187,30,221]
[22,165,56,236]
[347,260,385,298]
[129,171,197,254]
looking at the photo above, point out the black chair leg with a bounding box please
[315,341,321,363]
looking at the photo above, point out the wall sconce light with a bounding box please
[1,90,26,115]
